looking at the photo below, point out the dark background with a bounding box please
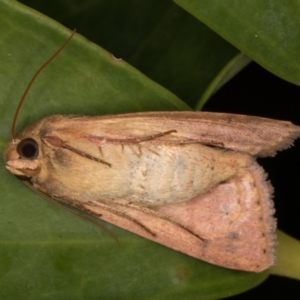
[16,0,300,298]
[206,62,300,299]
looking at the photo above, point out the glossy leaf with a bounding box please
[18,0,240,108]
[175,0,300,86]
[0,0,273,299]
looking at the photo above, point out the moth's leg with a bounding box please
[100,130,177,158]
[74,200,156,237]
[125,144,142,158]
[124,144,160,158]
[29,184,156,237]
[104,131,227,147]
[115,201,204,241]
[75,200,203,241]
[102,130,177,144]
[42,135,112,167]
[130,130,177,143]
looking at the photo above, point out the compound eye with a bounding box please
[17,138,39,159]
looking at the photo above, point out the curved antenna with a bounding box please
[11,29,77,141]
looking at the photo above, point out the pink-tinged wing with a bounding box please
[76,160,275,272]
[96,111,300,157]
[34,112,300,157]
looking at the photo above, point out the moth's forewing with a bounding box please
[4,112,300,271]
[76,160,275,272]
[83,111,300,156]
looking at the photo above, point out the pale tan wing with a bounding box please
[24,111,300,157]
[14,112,280,271]
[75,160,275,272]
[95,111,300,157]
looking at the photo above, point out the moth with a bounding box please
[4,32,300,272]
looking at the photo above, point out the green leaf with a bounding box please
[18,0,240,108]
[0,0,272,299]
[270,231,300,280]
[175,0,300,86]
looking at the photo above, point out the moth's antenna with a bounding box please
[11,29,77,141]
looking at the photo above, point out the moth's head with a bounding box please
[4,135,41,179]
[5,32,76,180]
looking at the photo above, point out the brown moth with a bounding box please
[4,33,300,272]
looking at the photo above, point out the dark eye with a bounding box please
[17,138,39,159]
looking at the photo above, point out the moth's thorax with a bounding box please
[4,115,254,207]
[14,139,252,207]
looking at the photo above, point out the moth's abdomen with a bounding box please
[124,143,251,206]
[30,133,252,207]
